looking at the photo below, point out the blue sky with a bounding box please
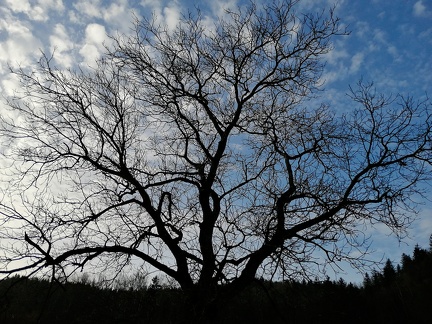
[0,0,431,282]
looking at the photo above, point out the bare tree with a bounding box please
[1,1,431,321]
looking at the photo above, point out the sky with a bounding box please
[0,0,431,283]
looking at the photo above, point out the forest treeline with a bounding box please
[1,238,432,324]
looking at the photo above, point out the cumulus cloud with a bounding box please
[49,24,74,68]
[73,0,103,20]
[4,0,31,13]
[70,0,136,33]
[4,0,64,21]
[208,0,238,17]
[85,23,107,45]
[325,46,349,65]
[79,23,107,67]
[419,27,432,44]
[0,73,21,97]
[0,18,42,71]
[355,21,371,39]
[320,43,356,84]
[349,52,364,73]
[140,0,160,7]
[103,0,137,33]
[413,1,432,17]
[386,45,402,62]
[138,1,182,32]
[296,0,340,11]
[163,4,180,32]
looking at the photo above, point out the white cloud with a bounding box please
[73,0,103,20]
[413,1,432,17]
[208,0,238,17]
[79,44,100,67]
[39,0,64,11]
[373,28,387,45]
[103,0,136,33]
[70,0,136,33]
[140,0,161,10]
[0,18,42,71]
[4,0,64,21]
[4,0,31,14]
[67,9,79,24]
[140,2,182,33]
[138,0,163,24]
[0,73,21,97]
[355,21,370,38]
[49,23,74,68]
[349,52,364,73]
[419,27,432,45]
[85,23,107,45]
[297,0,340,11]
[325,46,349,65]
[103,1,127,22]
[386,45,402,62]
[163,4,180,32]
[79,23,107,67]
[321,43,364,83]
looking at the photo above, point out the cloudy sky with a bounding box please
[0,0,431,281]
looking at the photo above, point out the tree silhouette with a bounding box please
[382,259,396,286]
[429,234,432,250]
[1,236,432,323]
[1,1,432,322]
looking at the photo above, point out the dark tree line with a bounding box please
[1,236,432,323]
